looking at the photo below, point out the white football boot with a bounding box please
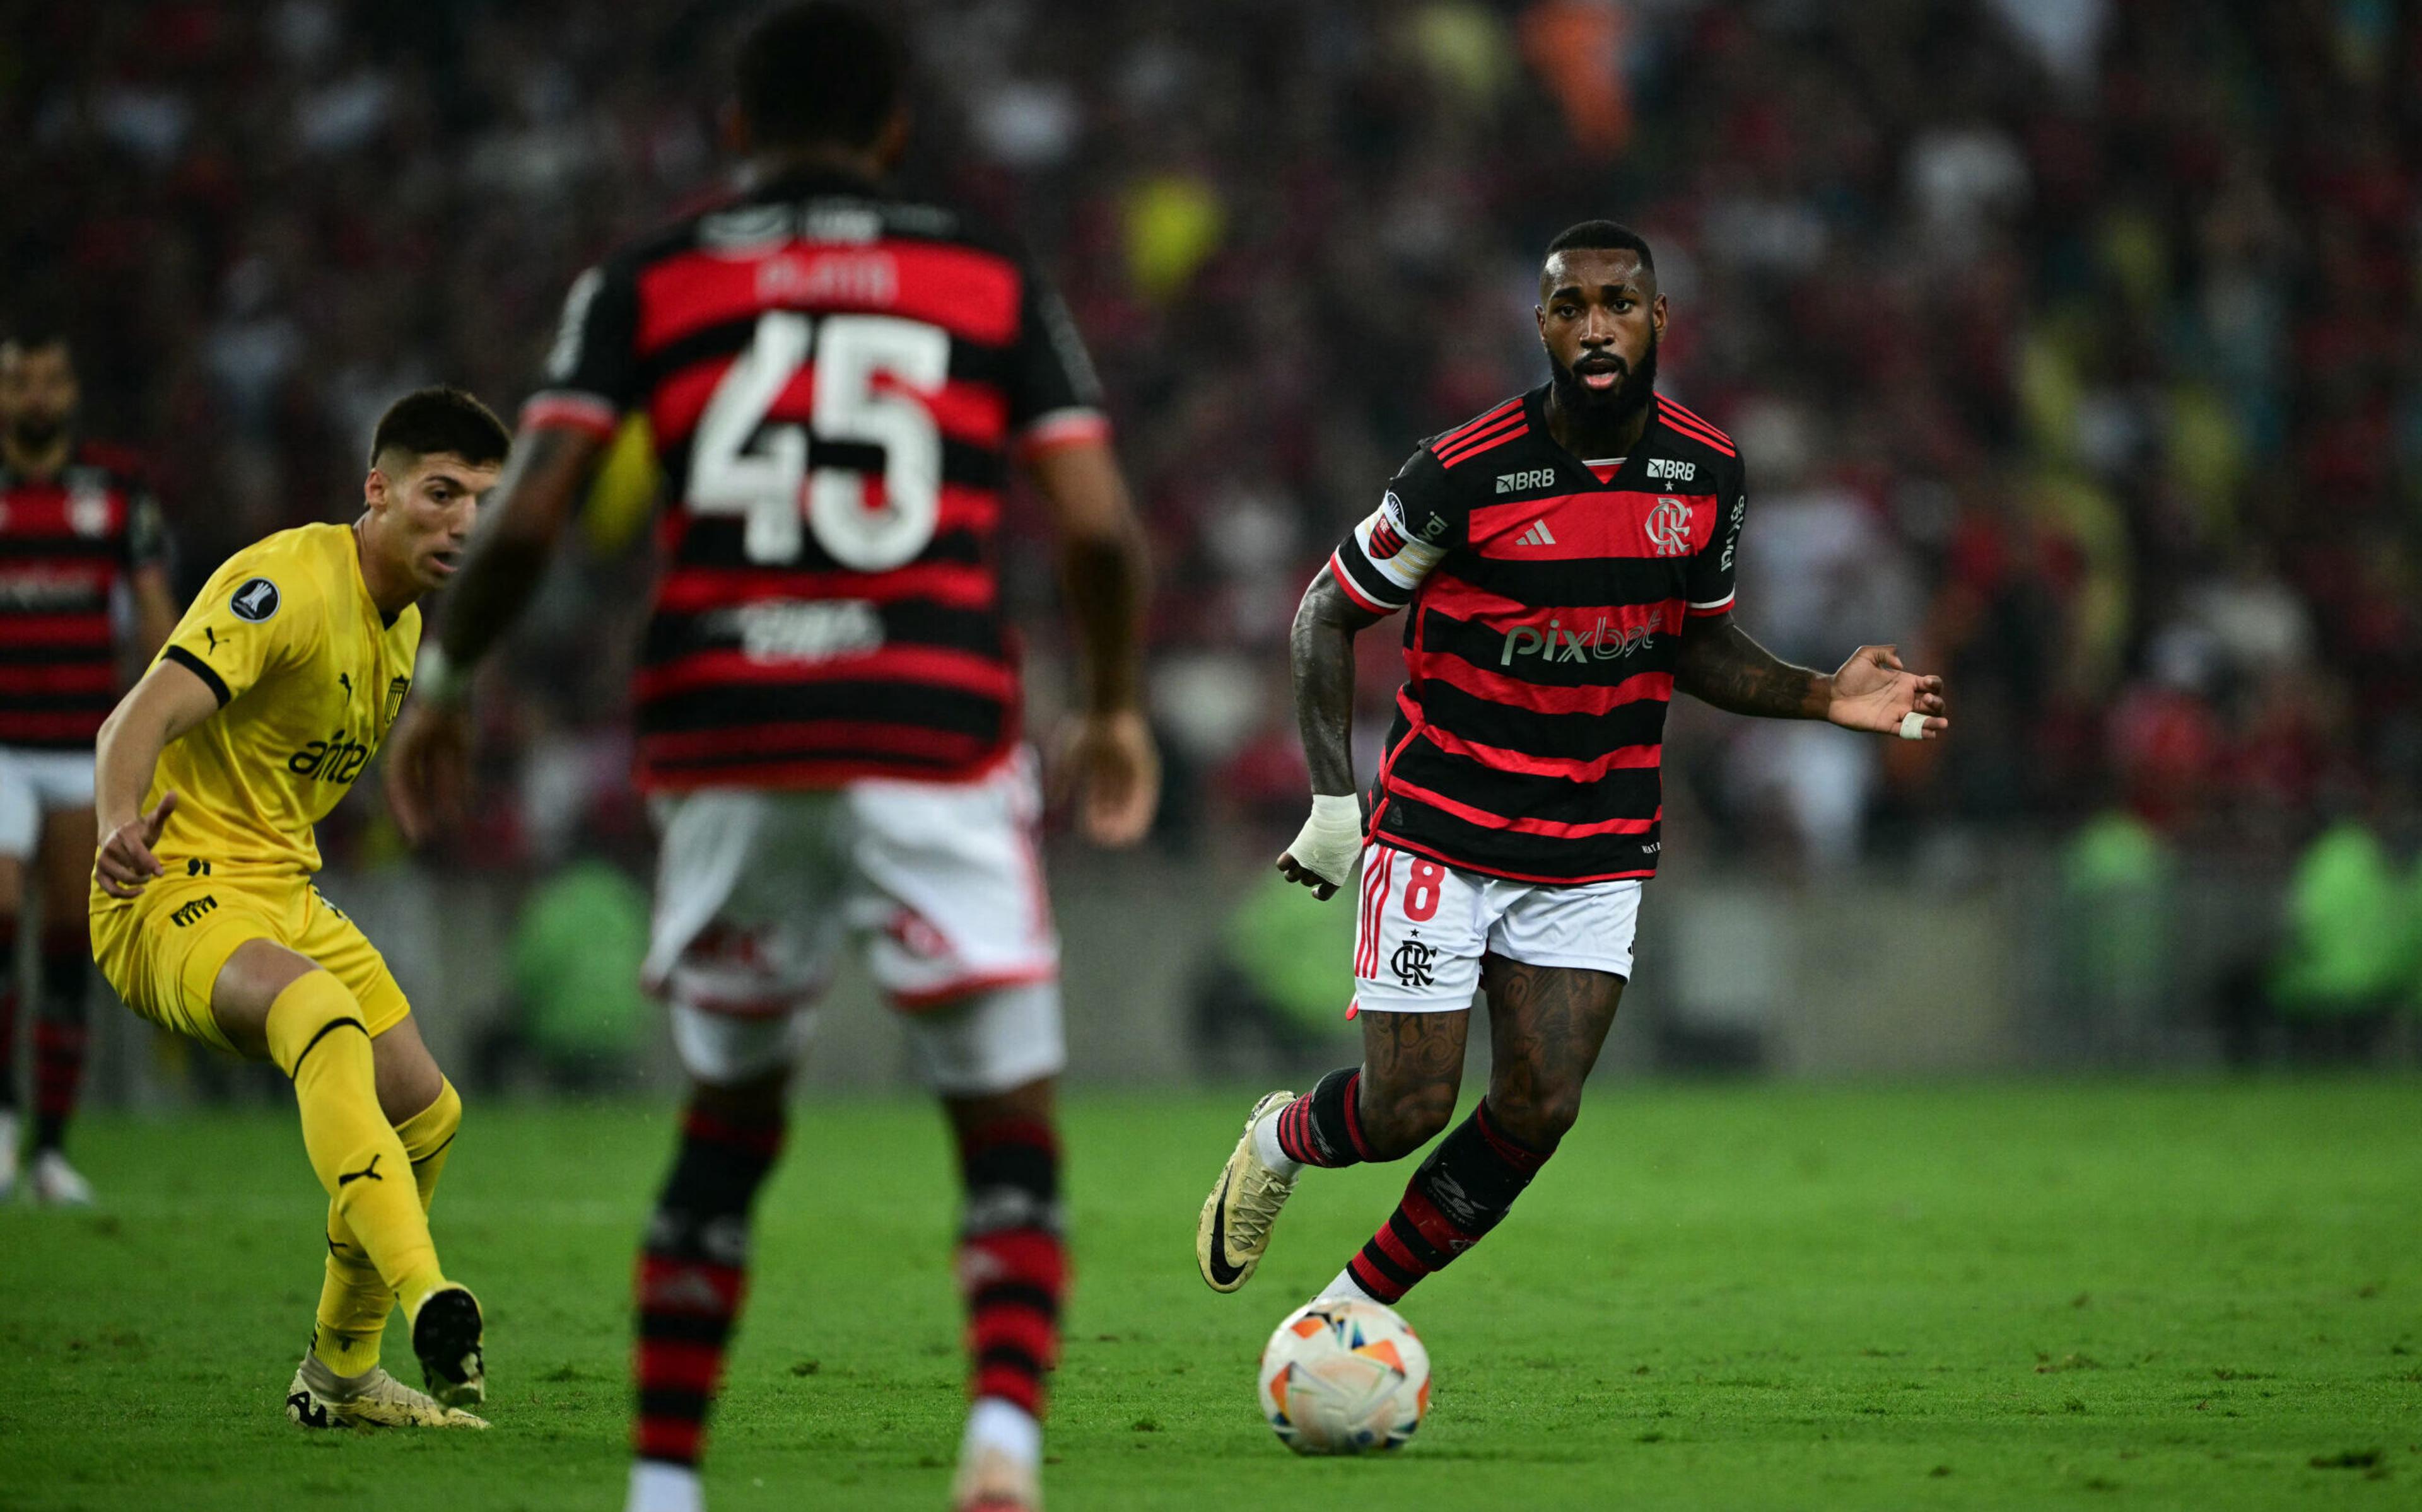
[1196,1090,1299,1292]
[285,1353,488,1428]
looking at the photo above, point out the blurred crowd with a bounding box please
[6,0,2419,880]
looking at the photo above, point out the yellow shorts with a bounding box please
[90,869,411,1054]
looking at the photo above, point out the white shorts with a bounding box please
[1350,842,1642,1015]
[646,750,1062,1095]
[0,747,95,859]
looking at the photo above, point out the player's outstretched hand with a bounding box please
[1060,707,1160,847]
[95,791,177,898]
[383,700,472,847]
[1825,644,1948,738]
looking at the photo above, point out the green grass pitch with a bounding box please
[3,1079,2418,1510]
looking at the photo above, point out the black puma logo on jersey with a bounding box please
[337,1154,384,1187]
[204,627,218,653]
[337,672,353,701]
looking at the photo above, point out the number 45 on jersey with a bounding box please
[689,310,949,571]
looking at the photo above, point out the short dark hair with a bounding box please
[370,387,510,470]
[1544,220,1656,272]
[738,2,907,152]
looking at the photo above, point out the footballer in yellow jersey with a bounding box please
[89,388,507,1431]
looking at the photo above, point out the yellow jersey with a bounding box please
[148,522,419,878]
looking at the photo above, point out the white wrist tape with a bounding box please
[1285,793,1364,887]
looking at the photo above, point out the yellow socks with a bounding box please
[267,973,447,1323]
[313,1231,387,1376]
[399,1079,462,1207]
[312,1078,463,1376]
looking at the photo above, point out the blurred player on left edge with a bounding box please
[0,325,178,1205]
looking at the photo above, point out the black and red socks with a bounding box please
[632,1102,785,1472]
[1339,1100,1549,1305]
[955,1117,1066,1421]
[1270,1066,1376,1170]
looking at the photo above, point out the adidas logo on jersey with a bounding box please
[1515,520,1558,547]
[1496,468,1557,494]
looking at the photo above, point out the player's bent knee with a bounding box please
[398,1076,461,1159]
[1360,1082,1459,1160]
[1485,1090,1584,1153]
[260,970,369,1080]
[209,939,331,1054]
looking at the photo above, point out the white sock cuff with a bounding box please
[1316,1265,1381,1305]
[1251,1106,1304,1180]
[966,1395,1043,1465]
[627,1459,703,1512]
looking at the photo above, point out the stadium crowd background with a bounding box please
[6,0,2420,1072]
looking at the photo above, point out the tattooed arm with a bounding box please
[1276,566,1385,898]
[1673,614,1828,718]
[1676,612,1950,735]
[1292,566,1384,795]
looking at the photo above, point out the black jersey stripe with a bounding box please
[1385,738,1664,827]
[0,689,122,714]
[635,680,1008,741]
[1398,680,1673,760]
[0,536,132,563]
[0,639,122,666]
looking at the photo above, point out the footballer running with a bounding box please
[89,387,507,1429]
[1197,223,1950,1313]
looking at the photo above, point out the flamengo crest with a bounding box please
[1646,496,1693,557]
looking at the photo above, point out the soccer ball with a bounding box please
[1257,1298,1430,1454]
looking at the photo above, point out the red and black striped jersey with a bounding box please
[1328,386,1747,883]
[0,443,167,750]
[523,168,1109,791]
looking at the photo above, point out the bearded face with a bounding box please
[1548,326,1659,431]
[1535,246,1664,436]
[0,344,77,456]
